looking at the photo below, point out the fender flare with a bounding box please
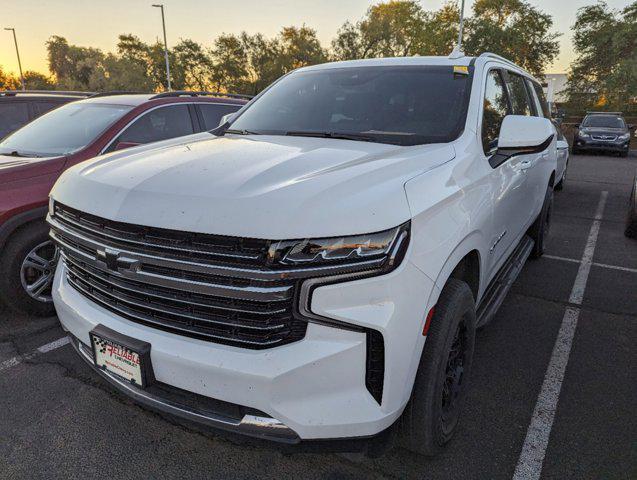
[429,231,486,306]
[0,206,48,250]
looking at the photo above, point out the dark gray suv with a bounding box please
[573,112,632,157]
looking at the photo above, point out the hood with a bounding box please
[51,135,455,239]
[580,126,627,134]
[0,154,64,184]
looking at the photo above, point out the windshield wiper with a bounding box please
[285,131,375,142]
[1,150,36,158]
[225,128,261,135]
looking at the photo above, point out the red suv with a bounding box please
[0,91,247,316]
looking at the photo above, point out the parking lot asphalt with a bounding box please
[1,152,635,480]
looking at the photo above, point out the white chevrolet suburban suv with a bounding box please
[48,53,557,455]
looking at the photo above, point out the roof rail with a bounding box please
[586,111,623,115]
[89,91,148,98]
[477,52,520,70]
[0,90,95,97]
[150,91,253,101]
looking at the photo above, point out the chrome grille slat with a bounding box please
[55,206,264,264]
[50,203,309,349]
[64,255,289,317]
[65,260,287,332]
[49,216,385,281]
[66,274,285,347]
[52,229,294,302]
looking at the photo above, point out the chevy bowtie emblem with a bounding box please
[96,248,136,272]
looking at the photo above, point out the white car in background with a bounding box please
[48,53,558,456]
[554,123,569,190]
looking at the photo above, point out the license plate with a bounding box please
[90,325,154,388]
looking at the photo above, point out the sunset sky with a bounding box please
[0,0,633,76]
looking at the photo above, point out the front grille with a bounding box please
[50,203,308,349]
[591,134,617,141]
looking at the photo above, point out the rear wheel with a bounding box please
[529,184,553,259]
[397,279,476,456]
[0,222,58,317]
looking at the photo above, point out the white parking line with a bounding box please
[513,191,608,480]
[545,253,637,275]
[0,336,70,374]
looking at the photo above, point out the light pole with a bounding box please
[4,27,25,90]
[152,4,171,91]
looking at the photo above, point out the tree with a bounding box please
[23,71,56,90]
[173,39,214,90]
[565,1,637,113]
[463,0,560,78]
[211,27,326,95]
[332,1,427,60]
[0,67,21,90]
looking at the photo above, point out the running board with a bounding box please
[476,235,534,328]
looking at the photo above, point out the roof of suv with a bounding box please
[299,53,537,82]
[79,93,249,107]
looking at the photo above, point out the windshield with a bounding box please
[582,115,626,129]
[229,65,473,146]
[0,102,133,157]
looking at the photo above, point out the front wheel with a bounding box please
[0,222,58,317]
[397,279,476,456]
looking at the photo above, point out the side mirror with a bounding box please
[574,124,580,128]
[491,115,555,168]
[628,124,634,130]
[114,141,141,151]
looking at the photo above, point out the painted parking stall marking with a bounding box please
[513,191,608,480]
[0,336,70,374]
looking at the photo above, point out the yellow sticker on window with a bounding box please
[453,66,469,75]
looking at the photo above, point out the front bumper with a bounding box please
[575,138,630,152]
[53,257,435,441]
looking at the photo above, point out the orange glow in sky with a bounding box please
[0,0,633,76]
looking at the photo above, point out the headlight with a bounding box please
[578,131,590,138]
[268,222,410,273]
[618,133,630,141]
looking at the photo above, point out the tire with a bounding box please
[0,221,58,317]
[625,181,637,239]
[528,184,553,259]
[397,279,476,456]
[620,150,629,158]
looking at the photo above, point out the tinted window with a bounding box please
[33,101,64,116]
[581,115,626,129]
[482,70,510,155]
[117,105,194,145]
[200,104,242,130]
[229,66,473,146]
[531,82,551,118]
[505,73,532,116]
[0,102,131,157]
[0,103,30,139]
